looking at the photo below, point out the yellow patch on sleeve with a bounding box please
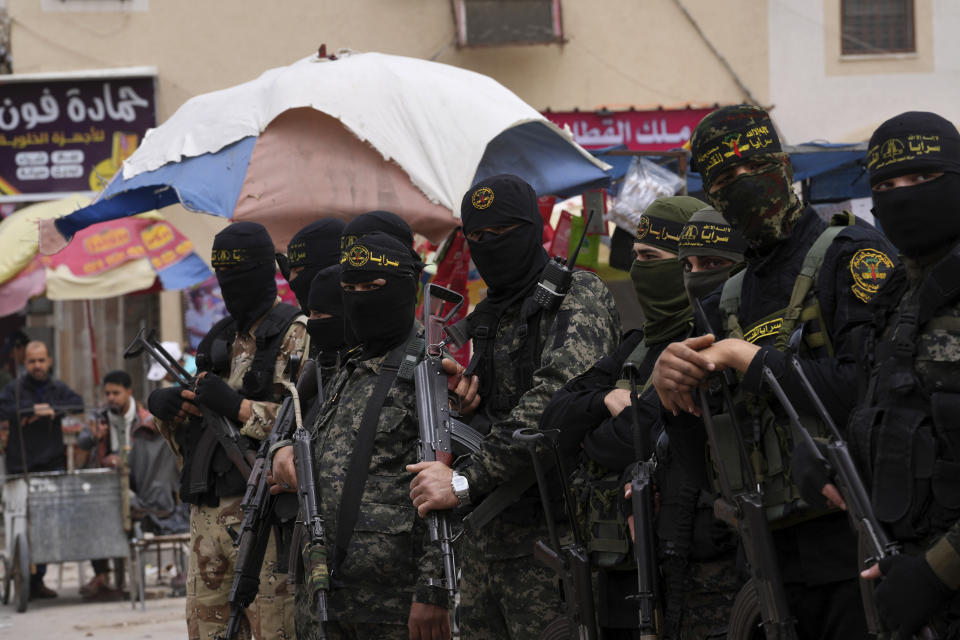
[849,248,894,303]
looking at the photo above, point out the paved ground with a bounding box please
[0,559,188,639]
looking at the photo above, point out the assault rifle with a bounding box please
[412,283,484,605]
[692,301,799,640]
[764,356,936,640]
[513,428,597,640]
[124,329,256,482]
[217,354,309,640]
[291,358,330,637]
[622,360,661,639]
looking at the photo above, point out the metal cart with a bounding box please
[1,468,131,612]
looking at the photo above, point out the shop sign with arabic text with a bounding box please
[0,74,155,198]
[542,108,713,151]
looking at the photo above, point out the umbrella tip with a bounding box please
[317,44,337,61]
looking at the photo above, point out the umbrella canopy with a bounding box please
[0,195,215,316]
[41,50,610,253]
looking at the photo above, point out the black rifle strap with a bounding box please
[462,461,554,535]
[663,481,699,637]
[331,332,416,577]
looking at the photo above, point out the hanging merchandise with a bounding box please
[607,157,685,234]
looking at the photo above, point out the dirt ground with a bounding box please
[0,556,188,639]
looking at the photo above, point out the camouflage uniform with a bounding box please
[298,327,448,639]
[457,271,621,638]
[158,303,306,640]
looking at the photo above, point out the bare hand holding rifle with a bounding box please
[407,285,483,613]
[690,300,799,640]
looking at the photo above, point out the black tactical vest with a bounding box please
[177,303,302,506]
[849,245,960,545]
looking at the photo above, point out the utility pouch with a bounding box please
[570,458,631,568]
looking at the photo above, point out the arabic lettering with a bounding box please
[570,119,632,147]
[0,98,20,131]
[0,83,149,133]
[369,253,400,268]
[635,119,691,145]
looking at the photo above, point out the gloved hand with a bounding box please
[875,552,953,637]
[148,386,187,421]
[195,373,243,421]
[789,437,832,509]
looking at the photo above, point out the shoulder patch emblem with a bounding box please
[636,215,651,241]
[343,244,370,267]
[849,248,894,303]
[471,187,494,210]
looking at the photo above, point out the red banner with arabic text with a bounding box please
[542,108,713,151]
[51,217,193,276]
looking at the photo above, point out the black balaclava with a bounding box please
[341,210,420,262]
[678,207,747,304]
[340,231,424,358]
[461,174,549,302]
[690,105,803,250]
[212,222,278,331]
[629,196,703,345]
[286,219,345,311]
[868,111,960,258]
[306,265,348,360]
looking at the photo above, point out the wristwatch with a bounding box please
[451,471,471,506]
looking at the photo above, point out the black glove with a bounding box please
[875,553,953,637]
[195,373,244,421]
[789,437,832,509]
[148,386,186,421]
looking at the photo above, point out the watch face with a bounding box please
[452,475,469,492]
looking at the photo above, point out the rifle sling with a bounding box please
[331,332,417,578]
[462,458,555,535]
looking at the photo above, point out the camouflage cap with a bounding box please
[678,207,747,263]
[867,111,960,186]
[690,105,783,187]
[635,196,708,253]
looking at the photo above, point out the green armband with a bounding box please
[925,535,960,591]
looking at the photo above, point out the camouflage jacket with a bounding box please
[308,325,447,623]
[459,270,620,555]
[158,302,308,466]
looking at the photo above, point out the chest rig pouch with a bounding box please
[180,302,303,506]
[710,213,854,525]
[462,295,545,431]
[850,244,960,543]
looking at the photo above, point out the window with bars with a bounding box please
[453,0,563,47]
[841,0,915,55]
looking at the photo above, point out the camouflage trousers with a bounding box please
[186,497,296,640]
[313,620,407,640]
[458,523,566,639]
[661,551,741,639]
